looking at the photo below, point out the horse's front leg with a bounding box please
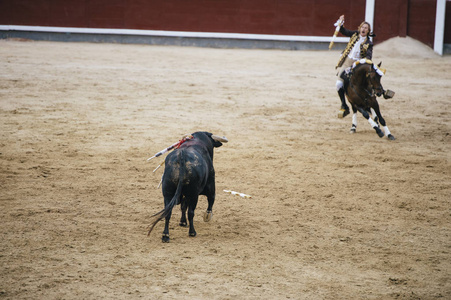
[382,125,396,140]
[371,108,379,126]
[374,111,396,140]
[372,103,396,140]
[357,107,384,138]
[350,106,358,133]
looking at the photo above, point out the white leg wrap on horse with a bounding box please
[336,80,344,91]
[352,113,358,127]
[368,117,378,128]
[384,126,391,136]
[370,108,377,119]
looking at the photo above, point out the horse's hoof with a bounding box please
[387,134,396,140]
[350,126,356,134]
[203,210,213,222]
[375,127,384,138]
[162,234,170,243]
[179,221,187,227]
[189,231,197,237]
[338,109,350,119]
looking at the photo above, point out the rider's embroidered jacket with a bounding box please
[336,26,373,69]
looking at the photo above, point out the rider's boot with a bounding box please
[337,88,350,118]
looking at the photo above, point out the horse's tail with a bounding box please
[147,150,186,236]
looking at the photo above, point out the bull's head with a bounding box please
[187,132,227,160]
[190,132,228,158]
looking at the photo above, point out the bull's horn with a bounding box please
[211,135,228,143]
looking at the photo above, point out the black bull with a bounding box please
[148,131,228,242]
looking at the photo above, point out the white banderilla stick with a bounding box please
[223,190,252,198]
[329,19,343,50]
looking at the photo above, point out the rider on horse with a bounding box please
[335,15,374,118]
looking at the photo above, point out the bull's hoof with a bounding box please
[162,234,170,243]
[179,221,187,227]
[338,108,350,119]
[189,231,197,237]
[387,134,396,140]
[203,210,213,222]
[375,127,384,138]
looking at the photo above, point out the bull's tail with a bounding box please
[147,150,185,236]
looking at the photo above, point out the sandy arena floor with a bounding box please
[0,38,450,299]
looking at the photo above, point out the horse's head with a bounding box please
[366,62,384,97]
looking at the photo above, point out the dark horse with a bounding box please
[342,60,395,140]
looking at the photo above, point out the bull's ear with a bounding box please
[212,141,223,148]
